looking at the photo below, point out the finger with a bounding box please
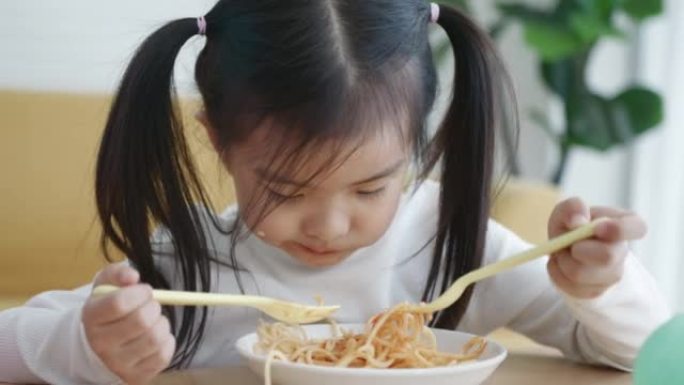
[589,206,633,219]
[594,216,647,243]
[118,315,171,364]
[93,263,140,287]
[103,299,163,344]
[549,197,590,238]
[570,240,628,267]
[84,284,153,324]
[554,252,624,286]
[549,245,571,260]
[547,257,612,298]
[117,268,140,286]
[134,332,176,374]
[84,300,159,349]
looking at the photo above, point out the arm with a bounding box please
[0,262,173,385]
[0,308,44,383]
[477,218,671,370]
[0,286,123,384]
[507,252,670,369]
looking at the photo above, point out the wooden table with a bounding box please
[151,330,631,385]
[0,330,629,385]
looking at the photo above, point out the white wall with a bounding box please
[628,2,684,311]
[0,0,215,94]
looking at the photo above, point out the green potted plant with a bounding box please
[432,0,663,243]
[437,0,664,184]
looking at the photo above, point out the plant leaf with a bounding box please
[576,0,619,20]
[496,3,551,22]
[569,12,602,43]
[565,93,615,151]
[564,88,663,151]
[612,87,664,134]
[541,56,588,99]
[568,11,614,43]
[524,22,586,61]
[496,3,595,59]
[620,0,663,20]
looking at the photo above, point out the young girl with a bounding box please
[0,1,671,384]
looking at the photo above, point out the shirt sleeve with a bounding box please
[460,220,672,370]
[0,285,124,384]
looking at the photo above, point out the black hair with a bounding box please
[96,0,514,368]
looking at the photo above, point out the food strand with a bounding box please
[254,304,487,385]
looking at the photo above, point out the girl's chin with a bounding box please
[293,252,351,267]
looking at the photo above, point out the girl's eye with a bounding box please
[267,189,304,203]
[357,186,386,199]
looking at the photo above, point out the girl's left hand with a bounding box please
[546,197,648,299]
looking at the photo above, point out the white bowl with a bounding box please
[236,323,507,385]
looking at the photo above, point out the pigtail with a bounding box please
[422,4,511,329]
[95,18,211,368]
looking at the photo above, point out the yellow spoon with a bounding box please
[92,285,340,324]
[408,218,609,314]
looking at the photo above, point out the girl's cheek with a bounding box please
[251,209,298,244]
[356,187,403,241]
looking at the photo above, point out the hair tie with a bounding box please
[197,16,207,36]
[430,3,440,23]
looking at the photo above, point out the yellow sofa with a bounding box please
[0,90,558,310]
[0,91,236,309]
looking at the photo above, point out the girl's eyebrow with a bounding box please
[254,158,406,187]
[350,159,405,186]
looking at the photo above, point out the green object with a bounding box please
[437,0,664,184]
[634,314,684,385]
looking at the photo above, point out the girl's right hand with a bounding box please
[82,263,176,385]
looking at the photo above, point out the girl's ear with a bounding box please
[195,109,233,173]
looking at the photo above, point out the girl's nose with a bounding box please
[302,206,350,242]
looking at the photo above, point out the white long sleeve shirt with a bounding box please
[0,181,671,384]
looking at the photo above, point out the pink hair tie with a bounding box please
[197,16,207,36]
[430,3,440,23]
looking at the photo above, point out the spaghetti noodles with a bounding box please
[255,303,487,385]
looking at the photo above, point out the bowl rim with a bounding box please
[235,323,508,376]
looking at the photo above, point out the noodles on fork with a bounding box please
[255,303,487,385]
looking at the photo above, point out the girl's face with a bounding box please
[222,121,409,268]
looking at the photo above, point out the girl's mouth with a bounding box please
[280,241,353,267]
[295,243,341,256]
